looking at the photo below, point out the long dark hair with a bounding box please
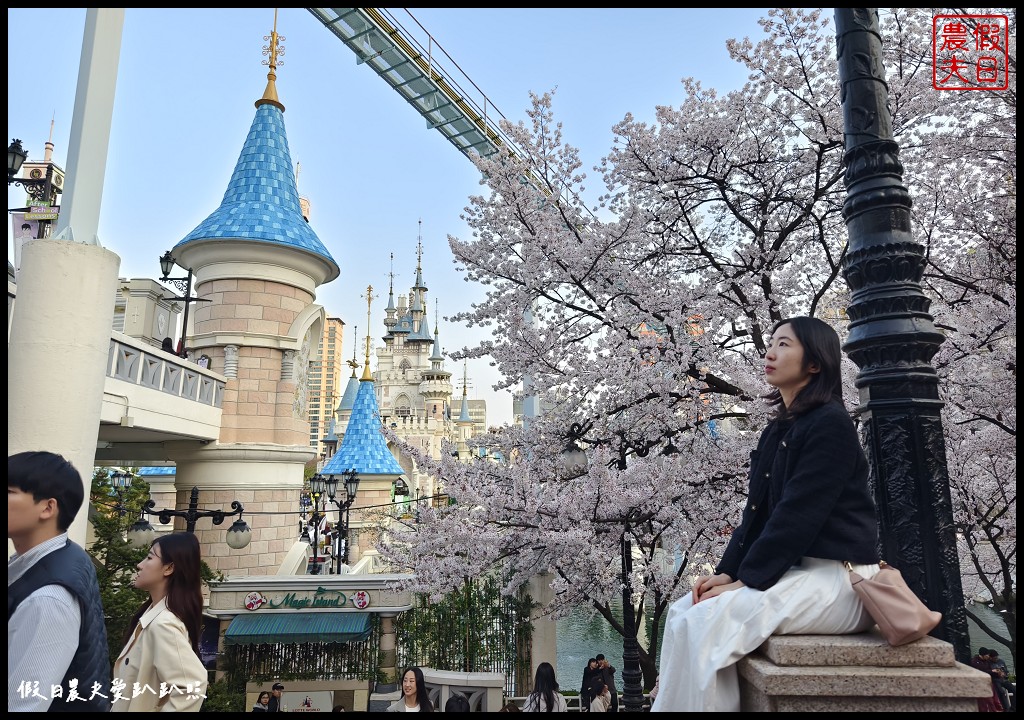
[401,667,433,712]
[528,661,560,711]
[123,533,204,653]
[766,316,844,420]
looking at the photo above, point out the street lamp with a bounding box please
[7,139,48,201]
[561,424,644,713]
[323,468,361,572]
[307,474,327,574]
[109,469,134,517]
[126,485,252,549]
[834,8,968,662]
[158,250,209,358]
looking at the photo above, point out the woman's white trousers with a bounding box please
[651,558,879,712]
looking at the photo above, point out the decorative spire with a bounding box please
[431,301,444,361]
[386,252,396,311]
[257,9,286,111]
[348,325,359,377]
[413,219,427,290]
[361,285,376,381]
[458,361,472,423]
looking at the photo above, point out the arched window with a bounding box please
[395,394,412,417]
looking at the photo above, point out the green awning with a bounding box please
[224,612,372,645]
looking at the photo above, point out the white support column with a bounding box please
[8,240,120,546]
[7,9,124,548]
[52,8,124,246]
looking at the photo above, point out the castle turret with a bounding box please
[157,15,338,575]
[322,287,403,564]
[419,306,452,420]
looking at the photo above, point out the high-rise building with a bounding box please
[308,316,345,453]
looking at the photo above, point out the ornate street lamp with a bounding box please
[307,474,327,574]
[561,422,644,712]
[126,485,251,549]
[158,251,209,358]
[834,8,968,662]
[323,468,361,572]
[8,138,58,207]
[109,469,134,517]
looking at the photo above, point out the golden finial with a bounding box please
[361,285,376,380]
[257,8,286,111]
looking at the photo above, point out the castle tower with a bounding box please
[419,304,452,421]
[321,287,403,564]
[456,362,474,460]
[373,226,458,501]
[161,16,340,575]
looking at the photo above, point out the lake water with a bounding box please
[556,595,664,690]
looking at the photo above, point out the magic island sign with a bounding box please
[243,588,371,611]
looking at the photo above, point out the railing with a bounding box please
[506,693,653,712]
[107,332,225,407]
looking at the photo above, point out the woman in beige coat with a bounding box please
[111,533,207,712]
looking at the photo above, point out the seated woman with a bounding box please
[652,317,881,712]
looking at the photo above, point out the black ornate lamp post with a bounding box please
[158,250,208,358]
[109,469,134,517]
[307,474,327,574]
[561,423,644,712]
[323,468,361,572]
[834,8,969,662]
[8,138,61,236]
[127,485,252,549]
[8,139,51,202]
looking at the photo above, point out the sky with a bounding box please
[8,8,769,425]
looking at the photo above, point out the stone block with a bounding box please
[738,632,993,712]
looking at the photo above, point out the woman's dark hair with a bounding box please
[527,661,560,711]
[161,336,175,353]
[123,533,204,653]
[402,667,434,712]
[591,678,606,696]
[258,692,271,703]
[8,451,85,532]
[444,692,470,712]
[766,316,844,419]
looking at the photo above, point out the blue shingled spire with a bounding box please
[176,103,335,266]
[323,379,403,476]
[458,391,472,423]
[339,374,360,413]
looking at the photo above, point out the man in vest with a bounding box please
[8,451,112,712]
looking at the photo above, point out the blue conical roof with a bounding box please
[430,329,444,361]
[323,380,403,476]
[339,375,360,412]
[323,417,338,443]
[176,103,335,264]
[458,392,472,423]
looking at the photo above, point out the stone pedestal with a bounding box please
[738,630,992,712]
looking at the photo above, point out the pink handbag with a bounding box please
[847,561,943,646]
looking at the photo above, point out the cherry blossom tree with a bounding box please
[378,8,1016,679]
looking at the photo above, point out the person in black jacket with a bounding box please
[267,682,285,712]
[595,655,618,712]
[579,657,599,712]
[651,317,881,712]
[8,451,112,712]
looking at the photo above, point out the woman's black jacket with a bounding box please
[715,400,879,589]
